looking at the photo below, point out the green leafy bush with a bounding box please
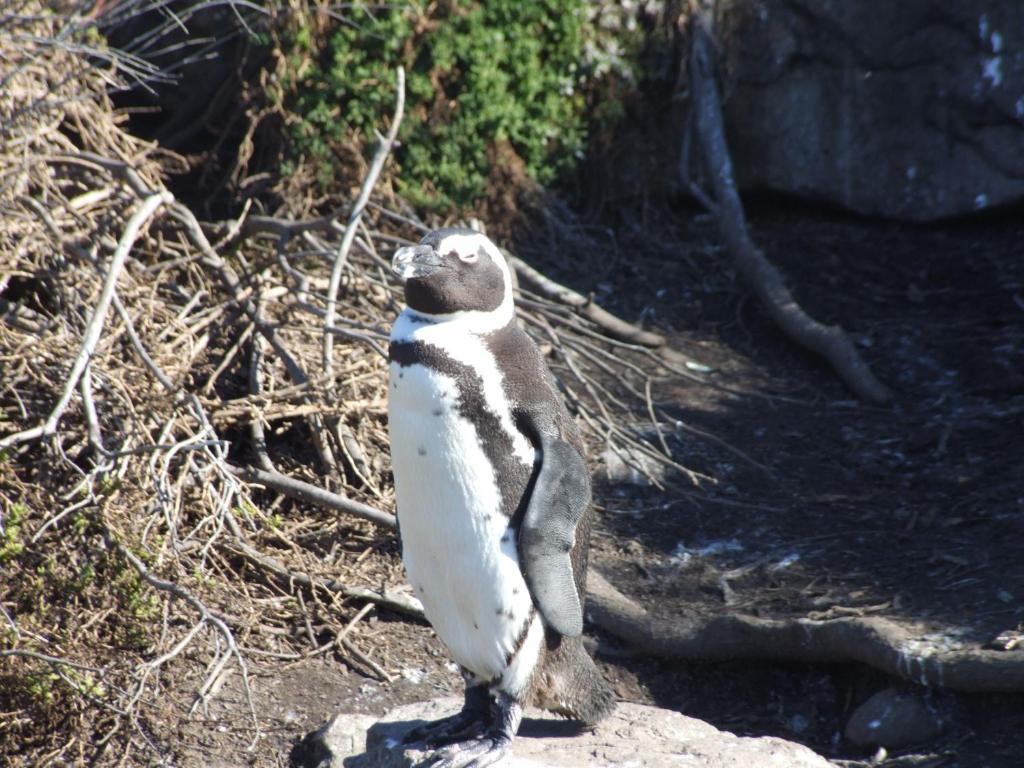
[0,502,26,564]
[283,0,592,210]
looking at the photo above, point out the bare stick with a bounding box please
[0,191,171,450]
[686,17,891,403]
[80,362,107,456]
[247,333,275,473]
[340,636,394,682]
[323,66,405,382]
[508,254,667,347]
[53,152,157,198]
[0,648,105,674]
[336,602,375,647]
[226,537,423,619]
[111,293,176,393]
[227,463,395,530]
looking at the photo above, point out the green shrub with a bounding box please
[0,502,27,564]
[283,0,592,210]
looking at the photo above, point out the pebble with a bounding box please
[844,688,944,749]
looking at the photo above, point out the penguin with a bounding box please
[387,228,615,767]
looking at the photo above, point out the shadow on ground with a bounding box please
[536,202,1024,767]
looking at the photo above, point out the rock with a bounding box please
[290,712,378,768]
[600,445,667,487]
[844,688,944,749]
[303,697,833,767]
[719,0,1024,220]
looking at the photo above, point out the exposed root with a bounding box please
[681,11,892,404]
[587,571,1024,693]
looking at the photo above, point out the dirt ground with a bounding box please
[156,202,1023,768]
[580,201,1024,768]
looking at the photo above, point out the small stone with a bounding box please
[600,446,666,486]
[400,667,426,684]
[290,712,377,768]
[844,688,943,749]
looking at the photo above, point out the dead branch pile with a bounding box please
[0,5,701,762]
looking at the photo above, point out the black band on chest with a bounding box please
[389,340,535,522]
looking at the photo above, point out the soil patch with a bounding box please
[579,202,1024,767]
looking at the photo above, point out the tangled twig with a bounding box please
[0,191,171,449]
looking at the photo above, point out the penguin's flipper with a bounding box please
[519,433,590,638]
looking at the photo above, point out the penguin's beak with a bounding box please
[392,244,443,281]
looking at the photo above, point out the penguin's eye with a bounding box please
[455,249,479,264]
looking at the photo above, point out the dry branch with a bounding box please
[587,570,1024,693]
[509,254,667,348]
[323,66,405,381]
[228,464,395,530]
[226,537,423,619]
[0,191,171,449]
[684,15,892,404]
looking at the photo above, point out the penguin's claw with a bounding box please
[413,689,520,766]
[402,709,490,748]
[417,734,512,768]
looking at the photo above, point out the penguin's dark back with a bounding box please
[483,323,594,600]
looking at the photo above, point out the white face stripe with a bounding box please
[434,232,495,254]
[397,232,515,334]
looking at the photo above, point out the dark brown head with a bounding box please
[391,229,513,326]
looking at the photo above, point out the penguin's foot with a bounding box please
[415,691,522,768]
[402,684,491,748]
[401,707,490,748]
[416,733,511,768]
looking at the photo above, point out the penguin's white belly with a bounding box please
[389,360,541,692]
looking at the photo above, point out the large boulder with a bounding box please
[295,697,834,767]
[720,0,1024,219]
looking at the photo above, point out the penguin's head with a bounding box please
[391,228,513,324]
